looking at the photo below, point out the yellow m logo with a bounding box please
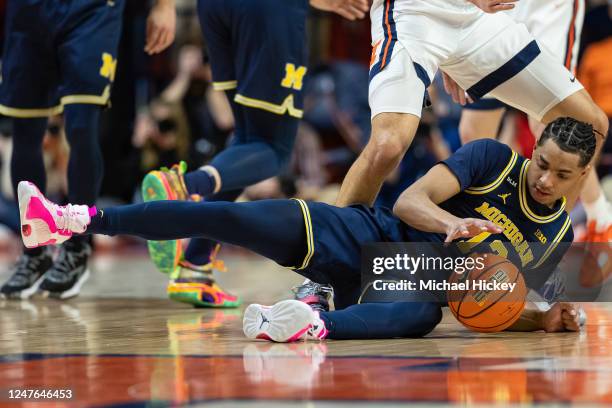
[281,63,307,91]
[99,53,117,82]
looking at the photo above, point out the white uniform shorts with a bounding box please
[369,0,583,119]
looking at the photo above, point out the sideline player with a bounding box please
[0,0,176,299]
[140,0,369,308]
[455,0,611,253]
[17,117,590,340]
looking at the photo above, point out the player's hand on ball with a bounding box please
[441,72,473,106]
[309,0,369,20]
[444,218,503,243]
[468,0,518,13]
[542,302,583,332]
[145,0,177,55]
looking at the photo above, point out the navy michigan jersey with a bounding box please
[295,139,573,306]
[408,139,574,288]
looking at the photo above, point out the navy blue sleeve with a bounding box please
[441,139,513,191]
[524,227,574,291]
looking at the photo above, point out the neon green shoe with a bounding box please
[141,161,191,278]
[167,247,241,308]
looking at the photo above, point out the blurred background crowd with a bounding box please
[0,0,610,246]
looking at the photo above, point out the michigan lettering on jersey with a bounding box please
[99,53,117,82]
[475,201,534,267]
[281,63,307,90]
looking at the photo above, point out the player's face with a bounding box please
[528,139,589,206]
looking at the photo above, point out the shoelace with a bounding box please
[184,244,227,273]
[54,204,86,234]
[291,282,333,297]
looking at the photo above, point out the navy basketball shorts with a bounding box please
[0,0,124,118]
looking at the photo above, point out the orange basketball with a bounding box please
[447,254,527,333]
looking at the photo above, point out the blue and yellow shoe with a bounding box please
[141,161,191,277]
[167,249,241,308]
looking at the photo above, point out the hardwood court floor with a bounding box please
[0,251,611,407]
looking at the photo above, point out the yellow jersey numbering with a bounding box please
[281,63,307,91]
[99,53,117,82]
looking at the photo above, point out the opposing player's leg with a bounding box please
[336,45,425,207]
[336,112,420,207]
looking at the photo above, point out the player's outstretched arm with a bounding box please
[467,0,518,13]
[506,302,583,332]
[309,0,369,20]
[145,0,177,55]
[393,164,502,241]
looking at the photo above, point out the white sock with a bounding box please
[583,193,612,231]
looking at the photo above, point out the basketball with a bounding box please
[447,254,527,333]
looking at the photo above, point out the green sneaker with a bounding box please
[141,161,190,278]
[167,248,241,308]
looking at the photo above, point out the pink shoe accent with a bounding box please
[26,197,58,233]
[256,333,273,341]
[286,324,312,343]
[299,295,321,305]
[88,206,97,217]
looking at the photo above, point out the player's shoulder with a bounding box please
[462,139,515,170]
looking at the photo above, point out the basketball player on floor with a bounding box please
[17,116,588,340]
[139,0,369,308]
[296,0,610,310]
[452,0,611,285]
[0,0,176,299]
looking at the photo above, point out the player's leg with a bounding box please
[0,1,59,299]
[35,104,104,298]
[320,302,442,339]
[35,0,124,299]
[183,106,298,198]
[335,44,426,207]
[336,112,420,207]
[19,181,308,267]
[145,0,308,306]
[335,0,452,207]
[458,102,506,144]
[243,300,442,341]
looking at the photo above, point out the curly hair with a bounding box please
[537,117,597,167]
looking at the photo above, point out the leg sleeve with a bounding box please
[88,199,307,267]
[320,302,442,340]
